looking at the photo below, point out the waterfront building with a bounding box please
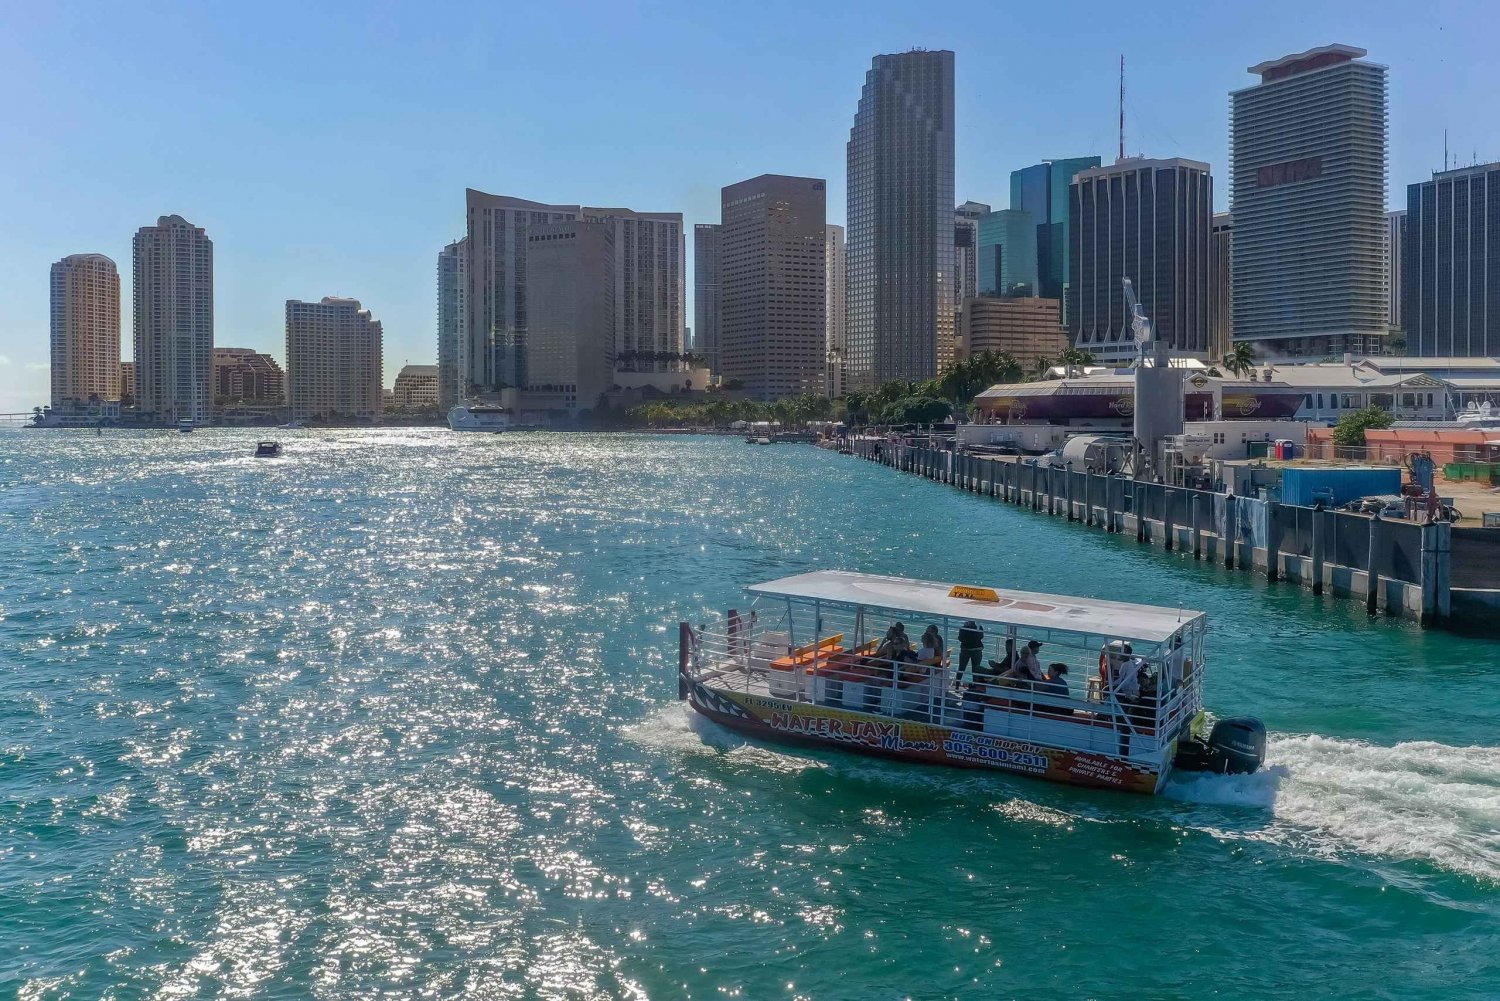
[958,296,1068,370]
[133,215,213,424]
[392,364,440,410]
[436,239,466,409]
[977,209,1038,298]
[1230,44,1388,360]
[825,223,847,398]
[119,361,135,406]
[954,201,989,304]
[694,223,721,377]
[1403,162,1500,357]
[464,190,683,396]
[846,49,956,389]
[284,297,383,421]
[212,348,284,405]
[1011,157,1101,315]
[49,253,120,408]
[1387,210,1405,335]
[718,174,826,401]
[1210,213,1234,360]
[1069,158,1213,362]
[523,220,616,415]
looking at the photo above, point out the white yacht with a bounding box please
[447,404,511,432]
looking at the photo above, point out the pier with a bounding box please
[845,437,1500,630]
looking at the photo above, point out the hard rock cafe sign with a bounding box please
[1110,395,1135,417]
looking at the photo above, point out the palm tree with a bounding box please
[1221,342,1256,378]
[1057,347,1096,369]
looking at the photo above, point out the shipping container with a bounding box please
[1278,466,1402,507]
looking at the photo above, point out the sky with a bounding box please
[3,0,1498,413]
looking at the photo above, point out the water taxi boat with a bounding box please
[448,404,511,432]
[253,440,282,458]
[677,571,1264,795]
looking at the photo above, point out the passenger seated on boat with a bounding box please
[917,625,945,666]
[1003,640,1047,687]
[984,639,1016,681]
[1038,662,1070,699]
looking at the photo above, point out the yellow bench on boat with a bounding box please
[769,633,844,672]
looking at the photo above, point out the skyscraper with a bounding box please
[825,224,847,397]
[846,49,956,389]
[954,201,989,305]
[49,254,120,407]
[718,174,826,401]
[1230,44,1388,359]
[1069,158,1213,362]
[694,223,721,376]
[1010,157,1101,314]
[1210,213,1234,360]
[1403,162,1500,357]
[463,190,684,396]
[285,297,383,421]
[525,220,615,415]
[977,209,1038,298]
[1386,209,1406,335]
[436,238,466,409]
[133,215,213,424]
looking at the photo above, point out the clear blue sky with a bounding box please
[2,0,1496,412]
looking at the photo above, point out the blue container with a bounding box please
[1279,466,1401,507]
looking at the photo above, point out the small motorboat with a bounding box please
[176,419,195,433]
[254,440,282,458]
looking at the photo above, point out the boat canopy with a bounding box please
[745,571,1200,645]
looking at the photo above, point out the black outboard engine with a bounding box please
[1174,717,1267,775]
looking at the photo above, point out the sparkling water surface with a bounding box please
[2,429,1497,999]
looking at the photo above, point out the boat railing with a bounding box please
[684,620,1204,758]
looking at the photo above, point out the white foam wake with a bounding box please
[1168,734,1500,884]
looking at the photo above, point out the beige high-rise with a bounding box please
[50,254,121,407]
[285,297,383,421]
[134,215,213,424]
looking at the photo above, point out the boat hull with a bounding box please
[684,679,1168,795]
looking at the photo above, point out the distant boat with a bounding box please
[279,419,307,430]
[448,404,511,432]
[176,419,195,433]
[254,440,282,458]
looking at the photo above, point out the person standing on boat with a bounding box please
[955,620,985,690]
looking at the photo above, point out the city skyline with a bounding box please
[5,2,1500,409]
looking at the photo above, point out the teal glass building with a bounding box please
[977,209,1037,298]
[1010,157,1101,309]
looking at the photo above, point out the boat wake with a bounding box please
[1167,733,1500,884]
[622,702,828,775]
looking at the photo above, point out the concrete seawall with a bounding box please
[849,438,1460,628]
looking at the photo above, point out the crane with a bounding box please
[1122,277,1152,349]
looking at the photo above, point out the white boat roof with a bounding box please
[747,571,1202,644]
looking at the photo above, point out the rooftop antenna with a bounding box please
[1118,55,1126,163]
[1444,129,1449,170]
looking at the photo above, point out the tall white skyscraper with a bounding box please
[1231,44,1388,360]
[436,238,466,409]
[50,254,120,407]
[846,49,956,389]
[133,215,213,423]
[824,224,847,398]
[285,297,383,421]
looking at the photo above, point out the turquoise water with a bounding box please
[2,429,1497,999]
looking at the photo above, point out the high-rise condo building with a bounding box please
[285,297,383,421]
[1069,158,1213,363]
[524,220,616,415]
[133,215,213,424]
[1386,210,1405,333]
[846,49,956,389]
[1210,213,1234,361]
[463,190,683,396]
[959,297,1068,370]
[1403,162,1500,357]
[954,201,989,305]
[1011,157,1101,315]
[119,361,135,406]
[436,239,466,409]
[1230,44,1388,360]
[392,364,440,410]
[212,347,284,405]
[694,223,722,377]
[49,254,120,407]
[977,209,1038,298]
[825,224,847,398]
[718,174,827,401]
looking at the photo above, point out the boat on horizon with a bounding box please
[254,440,282,458]
[448,404,511,432]
[176,419,196,433]
[676,571,1265,795]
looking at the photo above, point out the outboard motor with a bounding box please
[1174,717,1267,775]
[1207,717,1267,775]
